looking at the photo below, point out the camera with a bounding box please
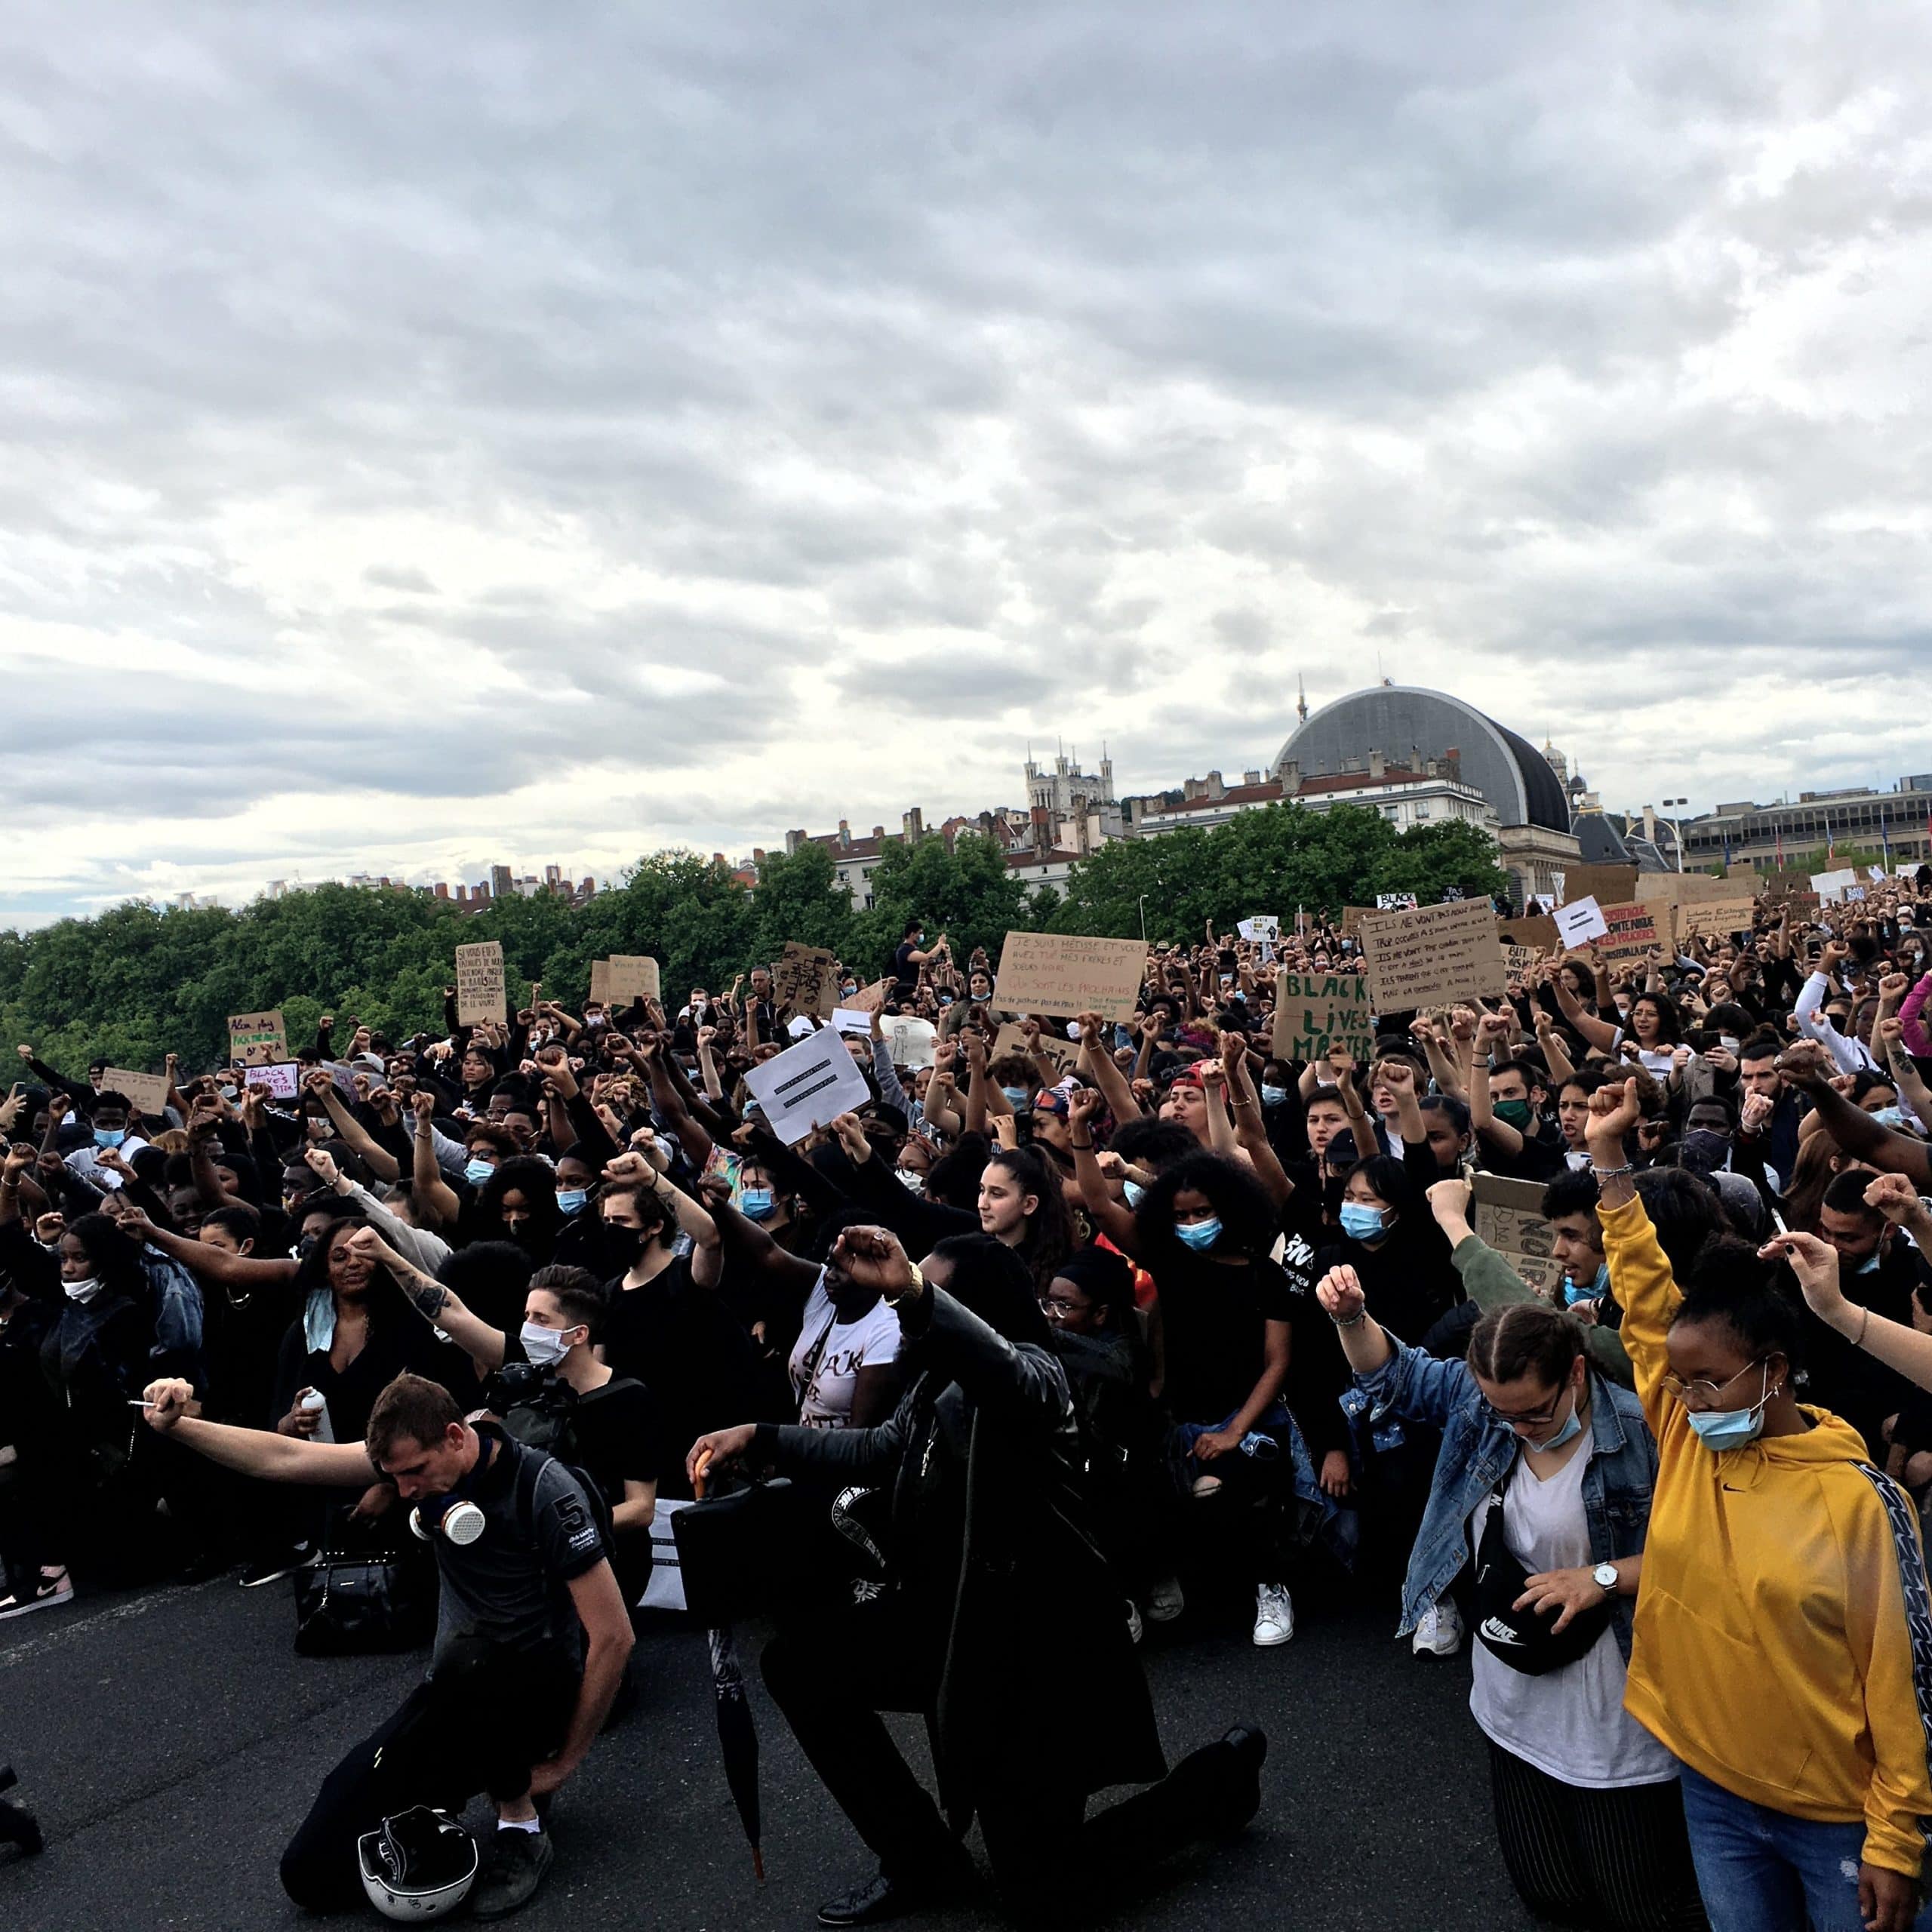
[480,1360,579,1454]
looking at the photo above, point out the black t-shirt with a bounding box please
[566,1376,661,1508]
[600,1256,765,1497]
[1143,1242,1291,1425]
[1476,1125,1567,1183]
[892,941,921,996]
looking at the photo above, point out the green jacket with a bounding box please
[1451,1233,1634,1388]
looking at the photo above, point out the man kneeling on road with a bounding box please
[142,1370,632,1918]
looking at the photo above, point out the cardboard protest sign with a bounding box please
[1358,900,1507,1012]
[1597,900,1666,962]
[881,1015,937,1069]
[992,932,1147,1021]
[1499,915,1561,953]
[588,960,612,1006]
[455,941,507,1025]
[1503,943,1541,983]
[743,1029,873,1146]
[103,1066,171,1118]
[1270,973,1375,1064]
[605,955,661,1006]
[1472,1173,1567,1300]
[1340,906,1377,938]
[844,978,891,1014]
[1554,897,1609,948]
[238,1061,300,1100]
[1560,865,1638,909]
[993,1020,1081,1079]
[227,1010,287,1067]
[774,943,841,1022]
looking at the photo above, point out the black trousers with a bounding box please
[1488,1741,1709,1932]
[762,1601,1254,1915]
[279,1637,578,1912]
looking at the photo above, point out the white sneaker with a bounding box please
[1146,1575,1186,1624]
[1252,1582,1294,1647]
[1125,1600,1143,1646]
[1411,1599,1463,1657]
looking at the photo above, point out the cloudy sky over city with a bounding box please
[4,1,1930,924]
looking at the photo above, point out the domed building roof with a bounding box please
[1272,686,1572,834]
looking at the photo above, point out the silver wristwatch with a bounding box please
[1592,1561,1619,1596]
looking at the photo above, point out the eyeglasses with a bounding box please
[1038,1296,1091,1322]
[1481,1392,1568,1429]
[1660,1359,1770,1411]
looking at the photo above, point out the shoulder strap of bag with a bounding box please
[1853,1460,1932,1853]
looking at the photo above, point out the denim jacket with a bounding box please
[1358,1335,1658,1660]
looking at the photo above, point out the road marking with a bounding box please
[0,1577,223,1670]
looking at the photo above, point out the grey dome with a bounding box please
[1274,686,1571,833]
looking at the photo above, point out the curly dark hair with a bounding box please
[1136,1150,1281,1260]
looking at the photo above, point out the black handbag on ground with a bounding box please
[670,1478,804,1626]
[1472,1469,1612,1676]
[293,1552,436,1657]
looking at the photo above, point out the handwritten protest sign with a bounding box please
[1375,892,1418,911]
[1499,915,1560,954]
[1340,906,1377,938]
[992,932,1147,1021]
[103,1066,171,1118]
[994,1020,1081,1079]
[844,978,891,1014]
[775,943,841,1022]
[743,1029,873,1146]
[455,942,506,1025]
[1358,901,1506,1012]
[1236,916,1279,942]
[1473,1173,1567,1300]
[238,1061,300,1100]
[1598,900,1665,962]
[1271,972,1375,1064]
[1810,868,1858,903]
[588,960,612,1006]
[881,1015,937,1069]
[1555,897,1609,948]
[605,955,661,1006]
[227,1010,287,1067]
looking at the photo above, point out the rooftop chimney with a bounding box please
[1369,749,1385,780]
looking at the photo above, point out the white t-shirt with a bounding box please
[788,1272,903,1430]
[1468,1438,1675,1789]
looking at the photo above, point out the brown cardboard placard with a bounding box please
[102,1066,172,1119]
[588,960,612,1006]
[993,1020,1082,1079]
[844,977,892,1015]
[1340,906,1377,938]
[775,943,841,1022]
[227,1009,288,1067]
[1358,900,1507,1013]
[606,955,661,1007]
[1472,1172,1567,1301]
[1271,972,1375,1064]
[992,932,1148,1021]
[454,941,506,1025]
[1558,864,1639,909]
[1597,900,1668,963]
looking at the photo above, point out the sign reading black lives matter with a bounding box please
[742,1028,874,1145]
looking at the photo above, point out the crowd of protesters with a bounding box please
[10,879,1932,1927]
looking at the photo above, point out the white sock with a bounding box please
[497,1816,542,1835]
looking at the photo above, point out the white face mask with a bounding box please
[64,1275,104,1306]
[518,1319,577,1367]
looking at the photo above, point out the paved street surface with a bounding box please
[1,1568,1539,1931]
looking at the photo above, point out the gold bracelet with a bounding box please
[883,1261,926,1309]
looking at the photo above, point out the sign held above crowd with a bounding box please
[1357,900,1508,1012]
[992,932,1147,1020]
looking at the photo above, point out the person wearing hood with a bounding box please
[1590,1078,1932,1932]
[688,1227,1266,1928]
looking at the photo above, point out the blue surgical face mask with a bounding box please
[1684,1363,1775,1451]
[1535,1383,1586,1451]
[841,983,857,998]
[1857,1248,1882,1276]
[555,1189,587,1217]
[1122,1179,1147,1211]
[1260,1084,1290,1109]
[938,994,955,1007]
[739,1187,776,1222]
[1175,1215,1222,1251]
[1001,1086,1030,1110]
[1871,1106,1907,1130]
[1564,1261,1610,1307]
[1340,1201,1386,1242]
[464,1157,494,1186]
[94,1127,126,1149]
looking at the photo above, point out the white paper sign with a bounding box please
[881,1015,937,1069]
[743,1029,874,1144]
[1555,897,1609,946]
[1811,868,1858,903]
[831,1008,875,1036]
[1375,893,1418,911]
[1236,916,1280,941]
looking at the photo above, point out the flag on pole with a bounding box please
[1775,823,1785,867]
[1723,830,1733,869]
[1881,808,1893,869]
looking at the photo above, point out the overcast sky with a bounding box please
[4,2,1930,926]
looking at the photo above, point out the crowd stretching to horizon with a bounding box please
[11,881,1932,1929]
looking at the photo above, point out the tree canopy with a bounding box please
[0,804,1509,1073]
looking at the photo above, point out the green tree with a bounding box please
[850,832,1031,974]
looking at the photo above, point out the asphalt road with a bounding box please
[0,1566,1540,1932]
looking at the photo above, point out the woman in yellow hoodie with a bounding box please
[1589,1078,1932,1932]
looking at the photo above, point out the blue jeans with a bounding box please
[1678,1764,1931,1932]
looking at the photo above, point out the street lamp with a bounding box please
[1662,798,1688,873]
[1138,894,1147,943]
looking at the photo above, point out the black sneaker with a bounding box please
[470,1826,554,1919]
[0,1571,73,1620]
[239,1544,318,1589]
